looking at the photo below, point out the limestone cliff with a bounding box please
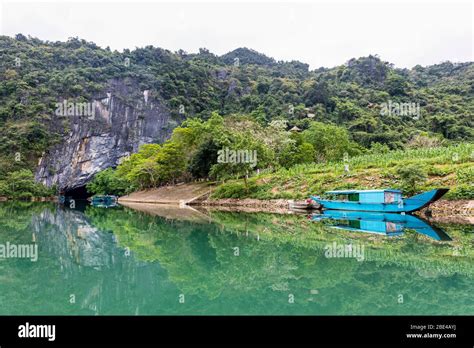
[35,80,175,192]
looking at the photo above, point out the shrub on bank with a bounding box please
[0,169,55,200]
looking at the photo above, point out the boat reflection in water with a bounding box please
[310,210,451,241]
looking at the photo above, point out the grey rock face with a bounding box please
[35,81,173,191]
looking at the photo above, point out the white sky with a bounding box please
[0,0,472,69]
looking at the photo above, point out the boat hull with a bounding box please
[311,189,448,213]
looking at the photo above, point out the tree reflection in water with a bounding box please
[0,202,472,315]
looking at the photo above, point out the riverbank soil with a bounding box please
[419,199,474,224]
[119,183,473,220]
[118,182,213,204]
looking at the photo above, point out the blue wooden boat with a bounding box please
[310,210,451,241]
[310,188,448,213]
[91,195,118,208]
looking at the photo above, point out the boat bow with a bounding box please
[402,188,449,212]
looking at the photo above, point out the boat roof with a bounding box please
[325,189,402,194]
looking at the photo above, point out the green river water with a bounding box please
[0,201,472,315]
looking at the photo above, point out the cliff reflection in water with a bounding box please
[0,202,472,315]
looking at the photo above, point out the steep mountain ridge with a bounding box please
[0,35,472,192]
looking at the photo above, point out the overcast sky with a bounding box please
[0,0,472,69]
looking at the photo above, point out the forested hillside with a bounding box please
[0,35,472,198]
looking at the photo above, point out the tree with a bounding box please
[385,73,408,96]
[295,143,316,164]
[155,141,187,184]
[210,129,272,189]
[396,164,427,194]
[368,142,390,154]
[302,122,358,162]
[304,80,331,106]
[86,168,129,196]
[4,169,53,199]
[188,139,219,179]
[334,99,363,121]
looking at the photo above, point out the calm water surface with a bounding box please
[0,201,472,315]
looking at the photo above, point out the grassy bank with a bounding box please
[211,143,474,201]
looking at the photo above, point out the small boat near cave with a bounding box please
[289,200,318,210]
[310,188,448,213]
[91,195,118,208]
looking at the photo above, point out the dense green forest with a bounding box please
[0,35,472,198]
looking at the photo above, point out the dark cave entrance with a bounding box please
[64,185,90,199]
